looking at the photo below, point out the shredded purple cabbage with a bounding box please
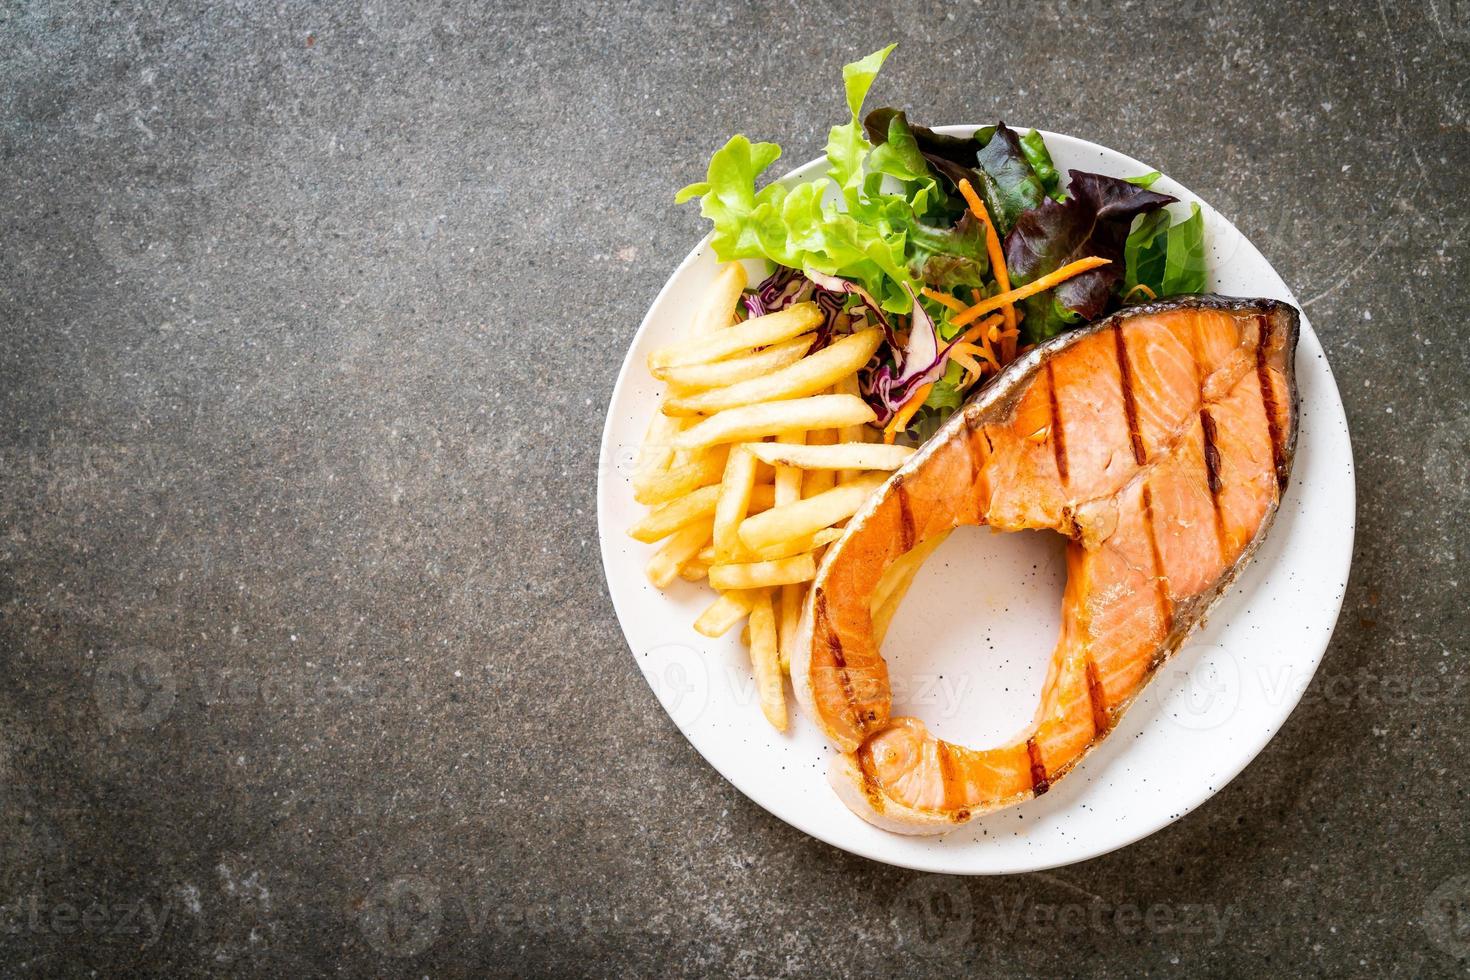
[743,267,861,351]
[745,268,955,426]
[742,267,806,319]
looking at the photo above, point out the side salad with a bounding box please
[676,44,1207,442]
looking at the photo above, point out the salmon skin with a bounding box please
[790,295,1300,835]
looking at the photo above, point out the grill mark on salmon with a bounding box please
[1199,407,1229,557]
[1045,360,1069,484]
[1254,315,1287,485]
[793,295,1300,834]
[857,741,884,812]
[1085,658,1110,736]
[814,589,867,738]
[1140,481,1174,634]
[1199,409,1224,495]
[936,741,960,811]
[1026,737,1050,796]
[1113,322,1147,466]
[894,477,915,553]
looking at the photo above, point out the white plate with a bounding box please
[597,128,1355,874]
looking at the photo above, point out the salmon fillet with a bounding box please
[790,295,1300,834]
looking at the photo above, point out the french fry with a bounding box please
[646,519,714,589]
[871,532,948,645]
[662,329,884,417]
[872,569,915,647]
[654,335,815,390]
[694,589,757,637]
[737,473,886,552]
[744,441,914,472]
[708,553,816,591]
[691,263,747,335]
[633,445,730,505]
[698,526,841,565]
[747,590,787,730]
[773,430,805,508]
[630,412,686,498]
[778,581,806,673]
[678,557,710,582]
[647,303,822,372]
[629,483,775,543]
[713,446,759,562]
[671,395,875,451]
[834,373,868,484]
[801,427,839,496]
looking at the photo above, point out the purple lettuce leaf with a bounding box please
[1004,170,1176,343]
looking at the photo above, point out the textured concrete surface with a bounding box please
[1,0,1466,975]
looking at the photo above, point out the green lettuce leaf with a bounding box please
[1019,129,1064,201]
[1122,209,1170,297]
[1161,203,1206,295]
[1122,202,1207,300]
[825,44,895,194]
[1005,170,1176,343]
[975,123,1047,235]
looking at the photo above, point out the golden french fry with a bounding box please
[646,519,714,589]
[653,335,814,389]
[698,526,841,565]
[740,623,751,646]
[662,329,884,417]
[871,572,912,647]
[678,557,710,582]
[835,374,866,443]
[629,483,775,543]
[747,590,787,731]
[778,581,806,673]
[692,263,747,335]
[802,426,839,496]
[633,445,730,506]
[630,412,686,497]
[743,441,914,472]
[871,532,948,645]
[647,303,822,372]
[709,553,816,591]
[737,473,885,552]
[713,446,759,562]
[694,589,757,637]
[671,395,875,451]
[773,430,804,508]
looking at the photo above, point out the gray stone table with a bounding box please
[2,1,1466,975]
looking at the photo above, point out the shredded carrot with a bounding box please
[953,314,1003,349]
[952,257,1111,328]
[957,178,1018,352]
[1122,283,1157,304]
[920,287,967,314]
[883,383,934,444]
[949,348,986,388]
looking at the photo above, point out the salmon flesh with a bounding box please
[790,295,1300,834]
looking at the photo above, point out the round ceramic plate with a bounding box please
[597,128,1354,874]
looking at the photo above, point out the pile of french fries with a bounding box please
[628,262,924,732]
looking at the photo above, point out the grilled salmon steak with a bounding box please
[790,295,1300,834]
